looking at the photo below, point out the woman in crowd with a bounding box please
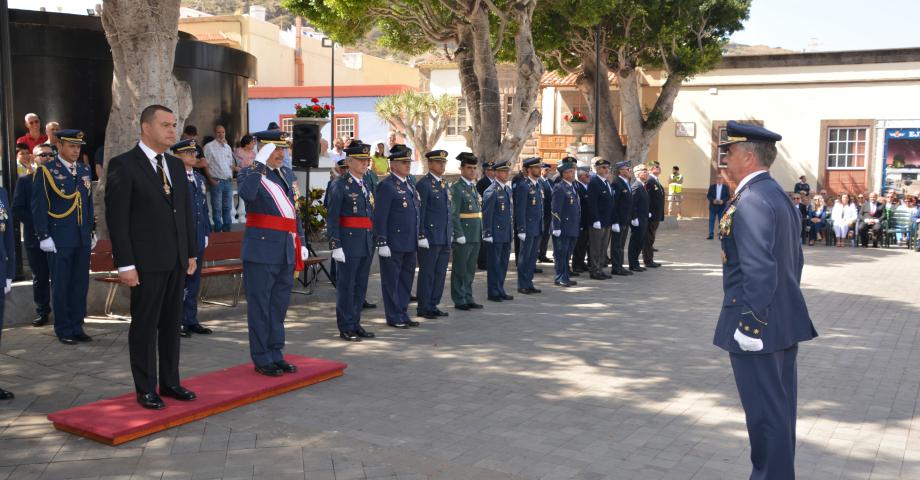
[831,193,858,247]
[372,142,389,177]
[806,195,827,246]
[234,134,256,171]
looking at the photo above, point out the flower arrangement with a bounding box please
[564,110,588,123]
[295,97,334,119]
[297,188,328,240]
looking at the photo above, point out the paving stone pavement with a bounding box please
[0,218,918,480]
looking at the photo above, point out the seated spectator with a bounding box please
[793,176,810,198]
[830,193,857,247]
[858,192,883,247]
[16,113,48,151]
[806,195,827,246]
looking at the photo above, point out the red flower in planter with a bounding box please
[310,97,320,103]
[312,105,322,112]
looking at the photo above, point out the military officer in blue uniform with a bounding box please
[514,157,544,294]
[374,144,420,329]
[585,157,614,280]
[571,166,591,275]
[537,163,554,263]
[13,143,54,327]
[609,160,633,276]
[325,157,347,284]
[0,179,15,399]
[31,129,94,345]
[238,130,309,375]
[715,121,818,480]
[416,150,452,319]
[328,141,376,341]
[172,139,213,338]
[482,160,514,302]
[627,164,650,272]
[550,161,581,287]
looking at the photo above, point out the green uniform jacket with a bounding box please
[450,178,482,243]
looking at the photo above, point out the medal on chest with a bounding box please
[719,204,737,239]
[0,206,6,232]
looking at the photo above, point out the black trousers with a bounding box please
[129,264,184,394]
[610,223,628,271]
[539,216,552,259]
[572,229,589,271]
[642,220,660,264]
[628,221,648,268]
[477,241,487,269]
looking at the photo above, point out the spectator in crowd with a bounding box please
[855,193,866,215]
[16,113,48,151]
[858,192,883,247]
[14,143,55,327]
[234,134,256,170]
[15,143,33,177]
[387,131,398,150]
[830,193,858,247]
[667,165,683,218]
[203,123,235,232]
[318,138,331,165]
[706,175,730,239]
[793,175,810,198]
[805,195,827,246]
[792,194,807,243]
[330,138,346,163]
[45,122,61,150]
[910,197,920,252]
[372,143,389,177]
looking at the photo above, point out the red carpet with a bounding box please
[47,355,347,445]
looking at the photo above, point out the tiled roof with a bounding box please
[541,70,617,87]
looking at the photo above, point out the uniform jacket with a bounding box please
[630,179,650,226]
[238,163,303,265]
[586,175,614,227]
[12,173,38,248]
[513,177,544,236]
[713,173,818,354]
[105,145,196,272]
[482,181,513,243]
[450,178,482,243]
[0,188,15,283]
[185,169,210,253]
[646,175,665,222]
[327,172,374,257]
[610,175,633,225]
[31,157,94,248]
[551,180,582,238]
[373,174,419,253]
[539,177,553,220]
[416,173,451,246]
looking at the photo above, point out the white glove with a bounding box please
[734,328,764,352]
[4,279,10,295]
[517,233,526,241]
[483,236,493,243]
[456,236,467,245]
[300,245,309,261]
[91,233,97,250]
[418,238,430,249]
[611,224,620,233]
[205,236,209,249]
[378,245,392,257]
[592,221,601,230]
[630,218,639,227]
[649,212,652,218]
[40,237,57,253]
[332,248,345,263]
[552,229,561,237]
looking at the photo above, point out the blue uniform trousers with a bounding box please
[486,241,511,298]
[335,255,372,333]
[24,245,51,318]
[416,244,449,315]
[243,261,294,367]
[516,235,540,290]
[730,345,799,480]
[50,246,89,338]
[182,247,205,327]
[379,251,416,326]
[709,205,725,237]
[552,236,575,284]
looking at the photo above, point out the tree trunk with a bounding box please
[617,64,684,167]
[95,0,192,238]
[468,7,502,165]
[578,49,625,164]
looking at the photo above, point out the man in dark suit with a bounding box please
[642,162,665,268]
[714,121,817,480]
[609,161,633,276]
[571,167,591,274]
[707,175,730,239]
[585,158,614,280]
[476,162,495,270]
[13,143,53,327]
[627,164,650,272]
[858,192,884,247]
[105,105,198,410]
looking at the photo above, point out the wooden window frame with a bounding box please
[446,97,468,138]
[817,119,873,194]
[824,126,869,171]
[333,114,359,141]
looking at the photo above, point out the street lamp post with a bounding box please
[321,36,336,138]
[594,24,601,157]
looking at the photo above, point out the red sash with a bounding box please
[245,213,303,271]
[340,216,372,229]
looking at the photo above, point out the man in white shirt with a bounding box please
[203,124,235,232]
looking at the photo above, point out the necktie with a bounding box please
[156,154,172,197]
[69,164,76,177]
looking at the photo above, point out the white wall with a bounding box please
[426,68,472,174]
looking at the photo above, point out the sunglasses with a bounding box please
[36,153,55,157]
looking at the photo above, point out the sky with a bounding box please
[9,0,920,53]
[730,0,920,52]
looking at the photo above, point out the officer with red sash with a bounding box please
[238,130,308,376]
[327,140,376,342]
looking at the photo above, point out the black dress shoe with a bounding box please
[653,248,659,252]
[468,302,483,309]
[32,315,49,327]
[433,309,449,317]
[0,388,13,400]
[255,364,284,376]
[706,235,714,240]
[455,303,471,310]
[410,295,417,302]
[339,331,361,342]
[487,296,503,302]
[518,288,533,295]
[137,393,166,410]
[362,301,376,309]
[554,281,577,287]
[275,360,297,373]
[58,336,77,345]
[538,257,552,263]
[189,324,213,334]
[645,262,662,268]
[389,323,410,329]
[534,268,544,274]
[418,311,438,319]
[629,266,645,272]
[406,320,421,327]
[590,273,608,280]
[569,271,580,277]
[611,269,630,276]
[179,325,191,338]
[160,385,197,401]
[500,294,514,300]
[356,327,375,338]
[73,333,93,342]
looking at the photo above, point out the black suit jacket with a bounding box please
[707,183,730,206]
[860,201,883,222]
[646,176,665,221]
[631,180,650,224]
[610,176,633,226]
[476,176,492,197]
[574,181,590,229]
[105,145,196,272]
